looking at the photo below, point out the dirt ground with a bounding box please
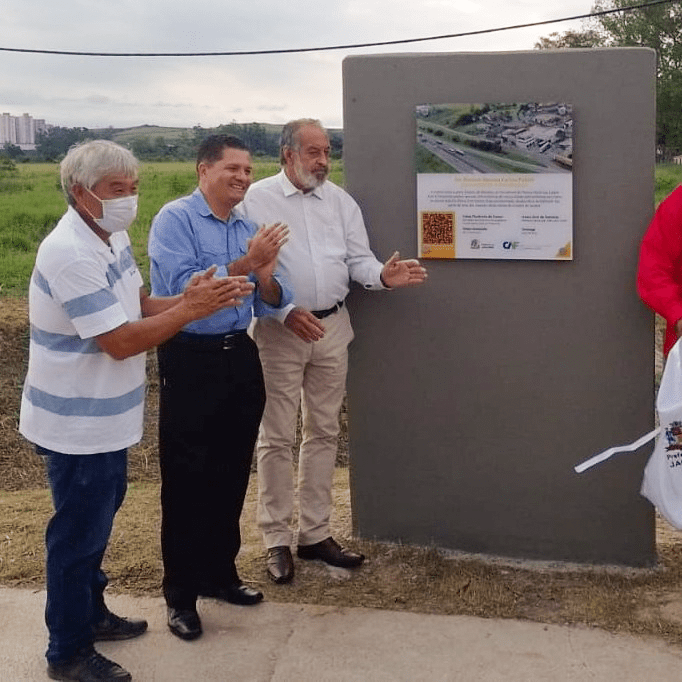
[0,297,41,490]
[6,296,682,646]
[1,296,170,490]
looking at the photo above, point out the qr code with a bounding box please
[421,212,454,245]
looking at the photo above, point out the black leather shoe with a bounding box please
[297,536,365,568]
[47,645,131,681]
[93,608,148,641]
[200,582,264,606]
[167,607,202,641]
[266,546,294,584]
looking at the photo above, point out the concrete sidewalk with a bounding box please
[2,585,682,681]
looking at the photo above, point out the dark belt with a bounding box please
[172,329,248,351]
[311,300,344,320]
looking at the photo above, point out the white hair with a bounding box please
[60,140,138,204]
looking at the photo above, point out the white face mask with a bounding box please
[85,187,138,233]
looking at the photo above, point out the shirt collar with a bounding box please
[65,205,114,254]
[277,169,324,200]
[192,187,246,224]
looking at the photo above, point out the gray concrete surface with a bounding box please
[343,49,656,566]
[2,586,682,681]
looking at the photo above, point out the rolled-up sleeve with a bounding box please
[253,271,293,318]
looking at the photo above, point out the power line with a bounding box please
[0,0,675,58]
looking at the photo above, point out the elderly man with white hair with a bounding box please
[20,140,249,682]
[242,119,427,585]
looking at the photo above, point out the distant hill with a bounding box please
[30,122,343,162]
[93,123,342,144]
[104,125,192,144]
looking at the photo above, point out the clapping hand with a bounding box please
[184,265,254,316]
[246,222,289,279]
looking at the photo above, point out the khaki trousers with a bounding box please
[253,306,354,548]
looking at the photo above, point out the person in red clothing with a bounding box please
[637,185,682,356]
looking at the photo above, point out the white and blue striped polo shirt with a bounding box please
[19,206,146,455]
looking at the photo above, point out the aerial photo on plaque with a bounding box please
[415,102,573,261]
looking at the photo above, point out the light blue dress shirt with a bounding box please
[148,188,291,335]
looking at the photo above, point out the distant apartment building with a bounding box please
[0,113,48,151]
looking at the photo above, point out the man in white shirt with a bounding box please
[242,119,426,584]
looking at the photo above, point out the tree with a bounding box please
[174,130,197,161]
[535,0,682,157]
[130,136,154,160]
[153,135,172,159]
[36,127,92,161]
[214,121,279,156]
[329,131,343,159]
[534,29,603,49]
[1,142,24,160]
[192,125,207,145]
[0,155,17,172]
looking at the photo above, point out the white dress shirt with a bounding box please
[242,170,385,323]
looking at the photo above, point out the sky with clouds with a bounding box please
[1,0,592,130]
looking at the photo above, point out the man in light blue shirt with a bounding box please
[149,183,286,333]
[148,134,291,641]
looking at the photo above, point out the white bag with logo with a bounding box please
[641,338,682,529]
[574,338,682,529]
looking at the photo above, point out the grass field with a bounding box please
[1,159,677,297]
[0,158,344,295]
[655,163,682,204]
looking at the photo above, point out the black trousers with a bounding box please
[157,332,266,609]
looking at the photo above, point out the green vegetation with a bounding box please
[0,163,64,293]
[416,134,543,174]
[418,104,486,128]
[0,159,344,295]
[31,122,283,162]
[655,163,682,205]
[0,160,677,295]
[536,0,682,159]
[0,122,344,164]
[414,146,453,173]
